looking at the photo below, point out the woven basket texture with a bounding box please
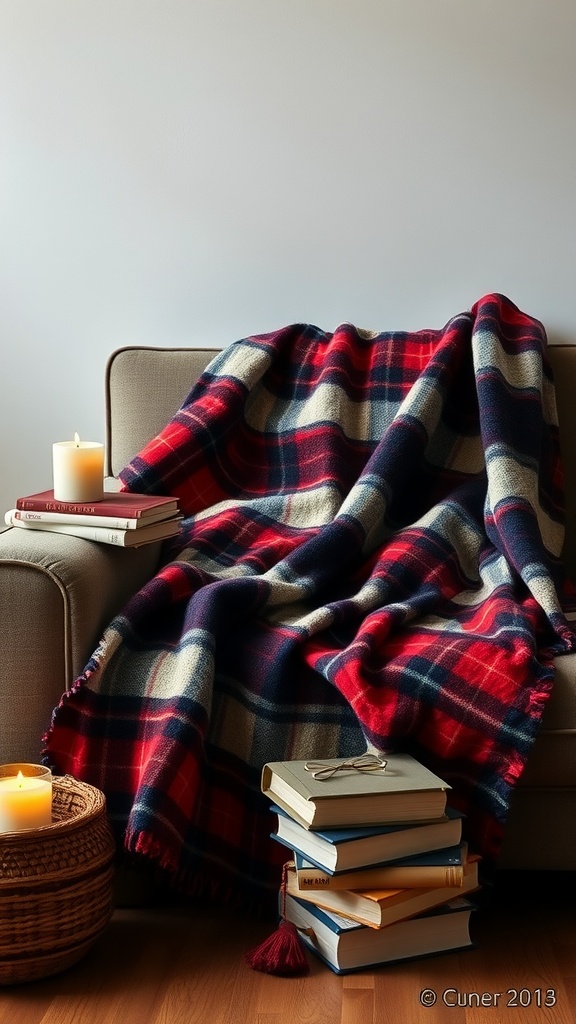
[0,774,115,985]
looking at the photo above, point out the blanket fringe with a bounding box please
[126,829,279,918]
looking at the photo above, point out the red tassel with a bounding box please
[245,919,310,976]
[244,861,312,975]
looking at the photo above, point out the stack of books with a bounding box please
[4,489,181,548]
[261,753,480,974]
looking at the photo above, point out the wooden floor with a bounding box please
[1,872,575,1024]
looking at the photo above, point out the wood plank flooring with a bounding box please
[0,871,574,1024]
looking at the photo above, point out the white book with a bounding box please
[4,510,181,547]
[6,507,175,530]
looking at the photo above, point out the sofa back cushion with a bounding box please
[105,347,218,478]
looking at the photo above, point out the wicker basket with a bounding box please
[0,774,115,985]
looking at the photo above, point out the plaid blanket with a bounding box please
[44,293,576,909]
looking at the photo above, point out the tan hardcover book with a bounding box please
[261,753,450,829]
[294,843,468,891]
[285,857,481,930]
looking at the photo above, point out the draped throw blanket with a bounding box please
[44,293,576,908]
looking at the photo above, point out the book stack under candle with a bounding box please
[4,489,181,548]
[261,753,480,974]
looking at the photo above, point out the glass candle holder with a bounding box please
[0,763,53,832]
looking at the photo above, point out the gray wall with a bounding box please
[2,1,576,517]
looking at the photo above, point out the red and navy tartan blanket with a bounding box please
[44,293,576,908]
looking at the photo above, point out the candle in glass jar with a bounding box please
[53,433,104,503]
[0,764,53,832]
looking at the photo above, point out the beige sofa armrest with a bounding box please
[0,528,161,763]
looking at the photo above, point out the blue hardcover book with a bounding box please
[271,804,464,873]
[283,892,476,973]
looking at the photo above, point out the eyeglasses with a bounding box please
[304,753,388,781]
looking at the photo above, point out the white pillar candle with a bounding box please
[0,764,53,832]
[53,433,104,502]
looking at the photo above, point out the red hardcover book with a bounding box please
[15,489,178,519]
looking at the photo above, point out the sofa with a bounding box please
[1,344,576,871]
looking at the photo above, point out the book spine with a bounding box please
[9,508,139,530]
[15,497,143,518]
[296,863,464,890]
[5,515,129,547]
